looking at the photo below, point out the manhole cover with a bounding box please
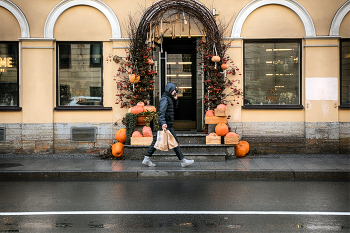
[0,163,23,168]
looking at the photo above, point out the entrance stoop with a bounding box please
[123,134,236,162]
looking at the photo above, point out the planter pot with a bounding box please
[137,116,153,125]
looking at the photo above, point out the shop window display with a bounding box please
[340,39,350,106]
[57,43,102,106]
[243,40,301,107]
[0,42,18,107]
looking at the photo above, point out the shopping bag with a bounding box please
[166,130,178,150]
[154,129,169,151]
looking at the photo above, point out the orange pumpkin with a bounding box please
[115,128,127,144]
[215,123,229,136]
[235,144,247,157]
[143,105,156,112]
[211,55,220,62]
[205,110,215,117]
[130,106,144,114]
[221,63,228,70]
[217,104,227,109]
[132,131,143,137]
[226,132,240,140]
[137,102,145,107]
[142,126,153,137]
[208,133,218,136]
[112,142,124,157]
[239,140,249,153]
[129,74,140,84]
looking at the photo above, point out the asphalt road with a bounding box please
[0,180,349,232]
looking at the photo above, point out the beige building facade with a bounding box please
[0,0,349,154]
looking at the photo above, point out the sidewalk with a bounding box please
[0,154,349,181]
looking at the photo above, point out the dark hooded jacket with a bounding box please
[158,83,178,127]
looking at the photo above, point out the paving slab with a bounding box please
[0,154,349,180]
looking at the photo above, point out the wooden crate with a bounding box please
[205,116,227,124]
[206,136,221,144]
[224,136,239,145]
[130,137,153,145]
[214,108,227,116]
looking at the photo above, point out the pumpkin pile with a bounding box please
[235,141,249,157]
[112,128,127,157]
[211,122,249,158]
[131,126,153,138]
[129,102,156,115]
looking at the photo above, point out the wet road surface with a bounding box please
[0,179,349,232]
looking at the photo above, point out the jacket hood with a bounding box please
[164,83,177,97]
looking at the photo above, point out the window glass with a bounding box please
[58,43,102,106]
[341,39,350,105]
[244,41,300,106]
[167,53,192,98]
[0,42,18,107]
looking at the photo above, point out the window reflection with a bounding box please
[341,39,350,105]
[244,41,301,106]
[0,42,18,107]
[58,43,102,106]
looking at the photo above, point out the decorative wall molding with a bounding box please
[44,0,122,39]
[0,0,30,38]
[231,0,316,38]
[329,1,350,36]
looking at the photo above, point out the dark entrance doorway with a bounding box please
[157,38,198,130]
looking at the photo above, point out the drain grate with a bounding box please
[71,127,97,142]
[0,127,5,142]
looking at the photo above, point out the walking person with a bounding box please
[142,82,194,167]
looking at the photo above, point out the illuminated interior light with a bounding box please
[178,74,192,77]
[167,74,177,77]
[167,62,177,65]
[266,49,294,51]
[178,62,192,64]
[178,87,192,89]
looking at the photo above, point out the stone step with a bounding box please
[124,143,236,162]
[150,152,226,162]
[176,134,207,144]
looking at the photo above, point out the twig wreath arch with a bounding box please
[110,0,242,111]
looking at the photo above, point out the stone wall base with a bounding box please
[0,122,348,154]
[0,123,118,154]
[244,137,341,154]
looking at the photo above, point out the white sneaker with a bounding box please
[181,158,194,168]
[142,156,156,167]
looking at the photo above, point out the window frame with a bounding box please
[242,39,303,110]
[339,38,350,109]
[55,41,111,111]
[0,41,21,111]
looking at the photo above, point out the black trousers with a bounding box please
[146,126,184,160]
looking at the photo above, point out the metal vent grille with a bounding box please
[71,127,97,142]
[0,127,5,142]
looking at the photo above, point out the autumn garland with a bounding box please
[108,45,156,109]
[198,39,243,112]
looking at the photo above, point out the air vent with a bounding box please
[71,127,97,142]
[0,127,5,142]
